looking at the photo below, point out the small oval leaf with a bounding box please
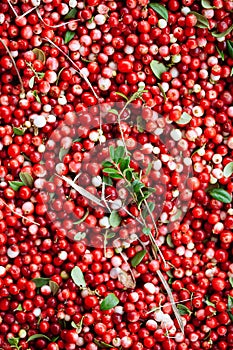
[64,30,75,44]
[32,48,46,63]
[131,250,147,267]
[29,76,35,89]
[176,112,192,125]
[115,91,128,100]
[189,11,210,29]
[177,304,192,316]
[149,3,168,21]
[13,127,25,136]
[74,232,86,241]
[100,293,119,311]
[32,277,50,288]
[64,8,77,20]
[59,147,69,161]
[27,334,51,342]
[150,60,167,80]
[94,339,114,348]
[49,280,59,295]
[9,181,24,191]
[201,0,214,8]
[166,234,174,248]
[223,162,233,178]
[227,41,233,59]
[212,24,233,38]
[19,172,34,188]
[208,188,232,203]
[109,210,121,228]
[71,266,86,288]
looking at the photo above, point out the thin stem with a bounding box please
[44,37,100,101]
[0,39,25,96]
[18,6,37,18]
[0,198,40,226]
[7,0,18,17]
[146,296,198,314]
[36,8,80,28]
[101,182,112,213]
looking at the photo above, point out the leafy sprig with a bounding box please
[102,146,155,209]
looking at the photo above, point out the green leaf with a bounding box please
[14,304,23,311]
[115,91,128,100]
[64,30,75,44]
[106,232,116,239]
[124,168,133,181]
[170,209,182,222]
[64,8,77,19]
[32,277,50,288]
[103,176,113,185]
[158,83,167,101]
[94,339,114,348]
[8,337,19,346]
[102,161,114,168]
[216,46,225,60]
[74,232,86,241]
[71,317,84,334]
[9,181,24,191]
[223,162,233,178]
[176,112,192,125]
[228,295,233,321]
[13,127,25,136]
[131,250,147,267]
[100,293,119,311]
[114,146,125,163]
[27,334,51,342]
[29,76,35,89]
[201,0,214,8]
[132,180,145,193]
[19,172,34,188]
[189,11,210,29]
[109,146,115,161]
[231,67,233,76]
[229,277,233,288]
[103,168,121,175]
[177,304,192,316]
[136,116,144,133]
[212,24,233,38]
[227,40,233,58]
[150,60,167,80]
[49,280,59,295]
[74,209,89,224]
[228,295,233,310]
[149,3,168,21]
[32,90,41,103]
[109,210,121,227]
[142,202,155,219]
[142,227,151,235]
[73,137,82,143]
[205,298,215,307]
[71,266,86,288]
[167,270,173,278]
[119,157,130,172]
[166,234,174,248]
[59,147,69,161]
[104,170,123,179]
[108,108,119,115]
[137,187,155,208]
[208,188,232,203]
